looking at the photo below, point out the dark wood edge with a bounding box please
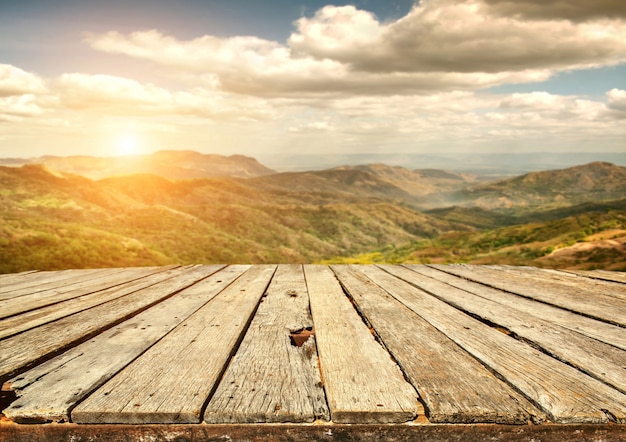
[1,423,625,442]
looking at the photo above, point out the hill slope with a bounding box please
[0,165,455,273]
[247,163,478,208]
[0,150,276,180]
[327,198,626,271]
[2,160,626,273]
[455,162,626,213]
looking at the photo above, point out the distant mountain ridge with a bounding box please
[0,150,275,180]
[457,161,626,213]
[1,158,625,272]
[246,161,626,213]
[259,151,626,174]
[2,152,624,211]
[246,163,481,209]
[0,163,457,272]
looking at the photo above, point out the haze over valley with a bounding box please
[1,0,625,273]
[1,151,624,273]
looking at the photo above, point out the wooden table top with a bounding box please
[1,264,625,441]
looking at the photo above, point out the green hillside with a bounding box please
[2,160,626,273]
[455,162,626,214]
[0,150,275,180]
[325,199,626,271]
[0,164,455,273]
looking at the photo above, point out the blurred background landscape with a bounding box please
[2,0,625,273]
[1,151,624,273]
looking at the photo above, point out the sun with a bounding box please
[115,134,141,156]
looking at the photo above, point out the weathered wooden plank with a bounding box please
[406,265,626,352]
[204,265,329,424]
[0,265,221,380]
[3,265,251,424]
[0,267,167,317]
[304,265,419,424]
[0,268,115,299]
[0,270,40,285]
[356,265,626,423]
[0,266,179,339]
[565,269,626,285]
[331,265,540,424]
[0,269,38,277]
[73,265,277,424]
[3,422,626,442]
[383,265,626,395]
[433,264,626,327]
[507,266,626,301]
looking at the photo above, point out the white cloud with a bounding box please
[83,29,554,97]
[294,0,626,74]
[275,89,624,155]
[85,1,626,98]
[289,6,383,59]
[484,0,626,21]
[0,64,47,97]
[605,88,626,119]
[0,66,51,124]
[54,73,275,120]
[2,2,626,157]
[56,73,172,110]
[288,120,335,133]
[0,95,45,118]
[607,88,626,111]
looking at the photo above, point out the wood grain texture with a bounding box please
[0,269,38,280]
[507,266,626,301]
[305,265,419,424]
[432,264,626,327]
[404,265,626,352]
[383,265,626,395]
[0,265,220,380]
[331,265,539,424]
[0,270,46,288]
[0,267,177,340]
[0,269,110,294]
[73,265,277,424]
[0,267,166,318]
[0,268,116,300]
[1,264,625,430]
[356,265,626,424]
[565,269,626,284]
[204,265,329,424]
[2,266,251,423]
[3,422,626,442]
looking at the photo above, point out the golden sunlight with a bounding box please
[115,133,141,156]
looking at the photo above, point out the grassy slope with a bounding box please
[454,162,626,214]
[325,199,626,271]
[0,165,454,272]
[3,161,626,273]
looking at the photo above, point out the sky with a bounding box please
[1,0,626,162]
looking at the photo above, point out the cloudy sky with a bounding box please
[1,0,625,161]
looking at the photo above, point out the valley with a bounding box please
[1,151,624,272]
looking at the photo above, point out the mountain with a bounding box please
[246,163,478,207]
[0,164,456,273]
[246,168,417,204]
[0,150,275,180]
[2,159,625,273]
[258,151,626,175]
[452,162,626,214]
[330,198,626,271]
[250,161,626,213]
[337,164,480,195]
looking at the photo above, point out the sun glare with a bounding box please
[116,134,141,156]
